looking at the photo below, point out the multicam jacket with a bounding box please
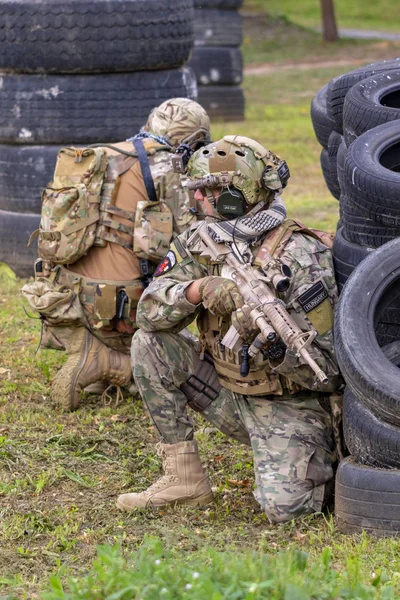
[136,221,342,395]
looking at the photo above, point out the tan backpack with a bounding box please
[31,139,176,267]
[33,147,109,265]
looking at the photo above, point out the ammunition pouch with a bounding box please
[180,354,222,412]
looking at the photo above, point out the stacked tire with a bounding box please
[0,0,197,277]
[310,57,400,536]
[335,240,400,536]
[310,57,400,291]
[189,0,245,121]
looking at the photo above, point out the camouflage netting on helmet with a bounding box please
[143,98,211,148]
[186,135,290,206]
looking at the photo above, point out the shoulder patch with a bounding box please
[297,281,328,313]
[154,250,176,277]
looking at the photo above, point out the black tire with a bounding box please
[0,210,39,277]
[343,384,400,469]
[332,226,374,291]
[0,0,194,74]
[0,69,197,145]
[334,237,400,426]
[327,57,400,134]
[193,9,242,47]
[310,84,334,149]
[336,139,347,192]
[197,85,244,121]
[320,148,340,200]
[335,456,400,536]
[341,121,400,226]
[194,0,243,7]
[188,47,243,85]
[340,194,400,247]
[343,70,400,146]
[0,145,58,213]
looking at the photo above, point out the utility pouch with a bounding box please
[36,146,108,265]
[94,284,117,323]
[21,279,86,325]
[180,354,222,412]
[133,200,173,261]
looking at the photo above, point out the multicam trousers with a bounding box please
[131,330,337,523]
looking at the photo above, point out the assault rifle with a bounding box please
[187,222,328,384]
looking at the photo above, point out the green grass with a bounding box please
[243,0,400,32]
[40,538,399,599]
[3,12,400,600]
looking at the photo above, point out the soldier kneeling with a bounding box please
[117,135,343,523]
[22,99,211,411]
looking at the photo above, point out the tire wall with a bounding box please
[0,0,197,277]
[317,62,400,538]
[190,5,245,120]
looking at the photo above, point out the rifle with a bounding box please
[187,222,328,385]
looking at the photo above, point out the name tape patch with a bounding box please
[154,250,177,277]
[297,281,328,313]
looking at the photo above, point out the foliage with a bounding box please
[41,537,397,600]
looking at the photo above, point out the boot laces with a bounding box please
[101,384,123,407]
[142,443,179,492]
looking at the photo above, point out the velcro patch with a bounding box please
[154,250,176,277]
[297,281,328,313]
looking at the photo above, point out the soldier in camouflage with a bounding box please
[117,135,343,523]
[28,98,211,411]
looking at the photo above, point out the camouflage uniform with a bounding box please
[127,135,341,522]
[132,225,340,522]
[23,98,211,410]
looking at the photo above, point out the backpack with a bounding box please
[32,139,175,266]
[35,146,109,265]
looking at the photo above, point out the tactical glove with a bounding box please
[199,276,243,316]
[231,304,259,343]
[264,339,287,361]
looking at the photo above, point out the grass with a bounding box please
[40,538,400,599]
[244,0,400,33]
[2,6,400,599]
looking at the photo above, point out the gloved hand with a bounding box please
[264,339,287,361]
[231,303,259,343]
[199,276,243,316]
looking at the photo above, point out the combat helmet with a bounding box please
[143,98,211,148]
[186,135,290,217]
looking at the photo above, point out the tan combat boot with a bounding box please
[116,440,214,510]
[51,327,131,411]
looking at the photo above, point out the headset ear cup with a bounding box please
[216,188,247,217]
[261,160,290,192]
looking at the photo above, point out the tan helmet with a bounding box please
[187,135,290,209]
[143,98,211,148]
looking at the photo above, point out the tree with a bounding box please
[320,0,339,42]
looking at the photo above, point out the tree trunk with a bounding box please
[320,0,339,42]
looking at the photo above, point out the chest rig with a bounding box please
[194,220,333,396]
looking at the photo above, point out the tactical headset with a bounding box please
[186,161,290,218]
[185,137,290,218]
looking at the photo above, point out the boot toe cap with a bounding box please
[116,493,148,511]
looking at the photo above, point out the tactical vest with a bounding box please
[195,220,334,396]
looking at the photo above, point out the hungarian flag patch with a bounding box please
[154,250,177,277]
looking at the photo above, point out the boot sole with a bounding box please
[116,491,214,511]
